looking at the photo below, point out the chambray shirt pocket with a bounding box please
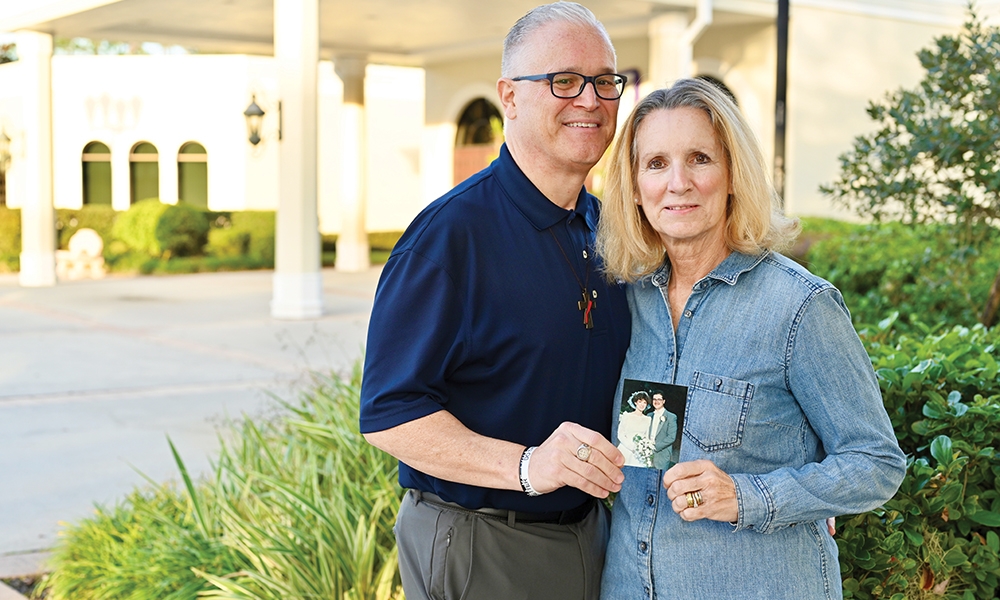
[684,371,754,452]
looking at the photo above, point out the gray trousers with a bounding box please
[395,489,610,600]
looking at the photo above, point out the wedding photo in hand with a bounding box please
[615,379,687,470]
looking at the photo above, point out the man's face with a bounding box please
[500,21,619,179]
[652,395,664,410]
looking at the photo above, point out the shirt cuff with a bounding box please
[731,473,774,533]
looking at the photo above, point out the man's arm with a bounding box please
[364,411,625,498]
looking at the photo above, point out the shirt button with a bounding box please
[639,541,648,552]
[715,378,723,389]
[647,495,655,506]
[684,309,693,318]
[582,250,589,259]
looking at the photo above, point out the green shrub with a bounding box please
[321,231,403,266]
[837,322,1000,599]
[802,221,1000,331]
[230,211,275,264]
[0,207,19,272]
[111,199,170,256]
[206,228,250,258]
[41,366,404,600]
[155,203,209,257]
[110,200,210,258]
[142,255,272,274]
[369,231,404,252]
[55,206,118,249]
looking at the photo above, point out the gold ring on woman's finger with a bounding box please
[686,492,696,508]
[575,443,592,461]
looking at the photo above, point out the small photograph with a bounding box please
[616,379,687,470]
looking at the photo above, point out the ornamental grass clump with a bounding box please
[40,366,404,600]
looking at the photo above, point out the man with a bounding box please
[359,3,630,599]
[649,391,679,470]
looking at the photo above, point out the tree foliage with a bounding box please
[54,37,146,55]
[0,43,15,64]
[821,7,1000,247]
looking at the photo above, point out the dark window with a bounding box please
[82,141,112,205]
[178,142,208,208]
[129,142,159,204]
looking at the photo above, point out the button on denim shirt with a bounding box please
[601,251,906,600]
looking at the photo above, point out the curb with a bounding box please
[0,551,50,600]
[0,581,28,600]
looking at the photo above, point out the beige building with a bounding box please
[0,0,995,316]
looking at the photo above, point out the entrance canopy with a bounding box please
[0,0,771,63]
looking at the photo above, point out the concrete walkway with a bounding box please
[0,267,381,571]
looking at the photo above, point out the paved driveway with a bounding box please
[0,267,380,557]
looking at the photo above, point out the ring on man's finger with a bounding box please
[685,492,696,508]
[694,491,703,506]
[575,443,592,461]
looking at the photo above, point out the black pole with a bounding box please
[774,0,789,207]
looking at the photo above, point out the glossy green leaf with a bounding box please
[930,435,953,465]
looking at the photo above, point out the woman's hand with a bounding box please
[662,459,738,523]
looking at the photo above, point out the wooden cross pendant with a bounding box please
[578,291,595,329]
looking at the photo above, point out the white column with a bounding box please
[333,56,370,272]
[421,122,455,207]
[17,31,55,287]
[160,153,179,204]
[647,13,689,92]
[271,0,323,319]
[111,144,131,211]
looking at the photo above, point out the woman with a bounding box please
[596,78,905,599]
[617,391,653,467]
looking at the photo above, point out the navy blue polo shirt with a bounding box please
[359,144,630,513]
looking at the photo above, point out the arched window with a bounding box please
[456,98,502,147]
[453,98,503,185]
[129,142,159,204]
[177,142,208,208]
[82,141,112,205]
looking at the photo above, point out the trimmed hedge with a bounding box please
[205,211,274,267]
[0,207,19,272]
[111,200,210,258]
[111,199,171,256]
[55,206,118,250]
[800,220,1000,331]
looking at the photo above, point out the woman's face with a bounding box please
[635,398,648,412]
[634,106,732,252]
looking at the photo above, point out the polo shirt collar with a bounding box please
[494,143,594,232]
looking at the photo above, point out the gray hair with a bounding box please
[501,2,615,77]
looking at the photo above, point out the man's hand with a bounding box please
[528,422,625,498]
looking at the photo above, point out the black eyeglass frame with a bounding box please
[511,71,628,101]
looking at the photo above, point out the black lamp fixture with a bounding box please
[0,128,10,176]
[244,96,265,146]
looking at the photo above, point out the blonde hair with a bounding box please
[597,78,799,282]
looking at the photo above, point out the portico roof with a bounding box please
[0,0,777,64]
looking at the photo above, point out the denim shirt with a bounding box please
[601,251,906,600]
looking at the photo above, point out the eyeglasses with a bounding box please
[511,71,628,100]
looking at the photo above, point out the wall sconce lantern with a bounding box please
[244,96,265,146]
[0,128,11,176]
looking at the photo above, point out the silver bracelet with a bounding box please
[518,446,542,497]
